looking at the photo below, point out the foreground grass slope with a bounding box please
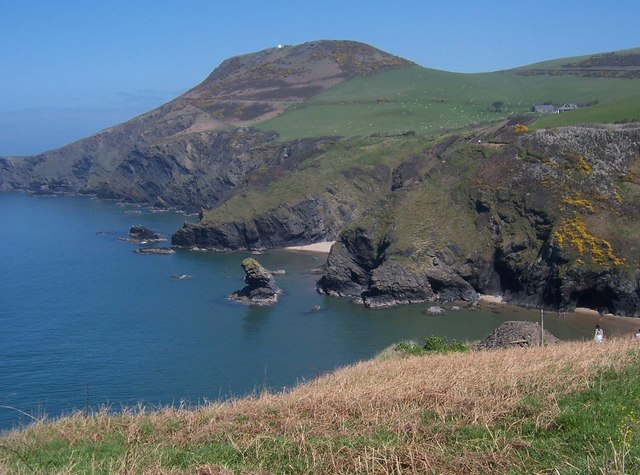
[2,339,640,474]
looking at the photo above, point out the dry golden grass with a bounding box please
[2,338,639,474]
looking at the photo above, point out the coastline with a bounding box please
[479,294,640,335]
[284,241,335,253]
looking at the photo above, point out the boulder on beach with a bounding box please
[230,258,282,305]
[475,320,559,350]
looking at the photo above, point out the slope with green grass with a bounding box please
[532,94,640,129]
[257,62,640,141]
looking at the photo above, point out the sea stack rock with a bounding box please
[129,225,162,242]
[230,258,282,305]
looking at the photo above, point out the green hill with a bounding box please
[257,59,640,141]
[532,94,640,129]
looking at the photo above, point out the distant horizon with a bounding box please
[2,0,639,155]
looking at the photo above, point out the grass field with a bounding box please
[532,94,640,129]
[2,339,640,474]
[256,65,640,141]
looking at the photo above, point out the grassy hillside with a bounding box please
[2,339,640,474]
[514,47,640,71]
[256,63,640,141]
[201,134,435,224]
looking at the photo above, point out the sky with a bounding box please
[1,0,638,156]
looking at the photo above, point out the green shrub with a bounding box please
[423,336,469,353]
[395,336,469,356]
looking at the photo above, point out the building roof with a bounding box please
[533,104,557,113]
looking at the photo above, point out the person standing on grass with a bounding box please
[594,324,605,343]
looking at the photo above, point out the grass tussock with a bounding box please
[2,339,640,474]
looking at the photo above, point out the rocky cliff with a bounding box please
[172,134,420,249]
[317,124,640,314]
[169,120,640,314]
[172,195,344,250]
[0,41,412,212]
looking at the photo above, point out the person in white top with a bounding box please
[594,324,605,343]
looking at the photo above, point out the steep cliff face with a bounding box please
[172,195,344,250]
[99,128,285,210]
[171,134,429,250]
[317,125,640,314]
[0,103,217,199]
[316,226,438,308]
[0,41,412,211]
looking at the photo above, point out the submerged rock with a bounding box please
[128,225,163,243]
[134,247,174,255]
[426,306,445,315]
[475,321,559,350]
[230,258,282,305]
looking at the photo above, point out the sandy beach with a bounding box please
[478,293,640,336]
[284,241,335,253]
[478,294,504,304]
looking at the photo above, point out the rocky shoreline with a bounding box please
[1,40,639,318]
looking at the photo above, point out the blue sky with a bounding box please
[1,0,638,156]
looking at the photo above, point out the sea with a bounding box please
[0,192,630,432]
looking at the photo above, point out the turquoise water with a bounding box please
[0,193,606,431]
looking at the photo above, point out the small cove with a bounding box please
[0,192,635,431]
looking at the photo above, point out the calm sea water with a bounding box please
[0,192,622,431]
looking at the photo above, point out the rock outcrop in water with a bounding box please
[230,258,282,305]
[133,247,175,255]
[129,225,162,242]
